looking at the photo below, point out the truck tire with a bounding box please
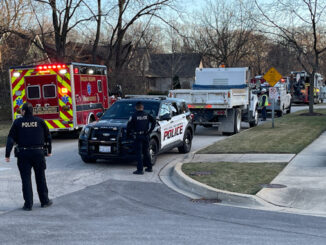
[178,129,192,153]
[233,109,241,134]
[149,138,158,166]
[277,110,283,117]
[81,156,97,163]
[249,109,258,127]
[286,103,291,114]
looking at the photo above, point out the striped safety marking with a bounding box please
[11,67,74,130]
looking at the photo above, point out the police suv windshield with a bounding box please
[101,100,160,120]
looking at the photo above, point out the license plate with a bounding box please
[99,145,111,153]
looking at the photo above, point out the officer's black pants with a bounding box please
[17,149,49,208]
[135,135,151,171]
[262,106,267,120]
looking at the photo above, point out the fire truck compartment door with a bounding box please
[25,75,60,119]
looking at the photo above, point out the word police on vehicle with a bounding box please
[164,124,183,141]
[78,96,194,165]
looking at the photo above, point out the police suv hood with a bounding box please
[90,118,129,128]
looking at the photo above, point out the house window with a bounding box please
[43,84,56,98]
[27,86,41,100]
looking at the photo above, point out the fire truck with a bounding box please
[9,63,109,131]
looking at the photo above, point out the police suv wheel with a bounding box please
[178,129,192,153]
[81,156,97,163]
[286,103,291,114]
[149,138,158,165]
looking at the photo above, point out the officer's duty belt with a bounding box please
[20,146,44,150]
[134,131,145,135]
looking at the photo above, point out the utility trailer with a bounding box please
[169,67,259,134]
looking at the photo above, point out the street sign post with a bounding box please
[264,67,282,128]
[269,87,278,128]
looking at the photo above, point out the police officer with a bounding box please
[5,103,52,211]
[127,101,156,175]
[259,88,269,121]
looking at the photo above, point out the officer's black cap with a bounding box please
[135,101,143,107]
[22,102,33,116]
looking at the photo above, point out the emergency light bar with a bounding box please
[37,64,66,70]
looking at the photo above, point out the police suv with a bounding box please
[78,96,194,164]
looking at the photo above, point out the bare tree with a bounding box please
[33,0,101,62]
[255,0,326,114]
[103,0,174,83]
[192,0,255,67]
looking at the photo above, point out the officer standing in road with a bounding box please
[127,101,156,175]
[259,88,269,121]
[5,103,53,211]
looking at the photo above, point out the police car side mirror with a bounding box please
[96,112,103,118]
[160,113,171,121]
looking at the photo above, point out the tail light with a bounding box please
[190,113,194,120]
[228,92,231,98]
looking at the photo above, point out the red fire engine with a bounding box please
[9,63,109,131]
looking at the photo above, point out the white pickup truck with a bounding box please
[261,82,292,117]
[168,67,259,134]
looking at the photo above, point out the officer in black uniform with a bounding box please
[5,103,53,211]
[127,101,156,175]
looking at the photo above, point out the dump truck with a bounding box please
[168,67,259,134]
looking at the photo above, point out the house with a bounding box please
[145,53,203,93]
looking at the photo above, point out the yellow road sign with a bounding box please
[263,67,282,87]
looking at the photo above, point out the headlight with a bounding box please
[81,126,91,137]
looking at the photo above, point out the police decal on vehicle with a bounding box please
[163,123,183,141]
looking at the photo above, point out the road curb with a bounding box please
[171,161,273,208]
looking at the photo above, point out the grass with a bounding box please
[0,120,11,147]
[198,109,326,154]
[182,162,287,195]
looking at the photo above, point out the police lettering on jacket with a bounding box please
[137,115,148,120]
[22,122,37,127]
[127,111,156,134]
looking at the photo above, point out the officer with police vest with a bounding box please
[127,101,156,175]
[5,103,52,211]
[259,88,269,121]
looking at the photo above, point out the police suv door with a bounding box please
[158,103,174,148]
[170,102,187,142]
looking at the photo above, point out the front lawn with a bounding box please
[198,109,326,154]
[182,162,287,195]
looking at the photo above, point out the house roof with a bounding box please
[146,53,202,78]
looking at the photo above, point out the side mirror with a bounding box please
[96,112,103,118]
[160,113,171,121]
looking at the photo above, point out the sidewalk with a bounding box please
[257,131,326,214]
[164,132,326,216]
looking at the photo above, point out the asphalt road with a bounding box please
[0,125,225,213]
[1,105,326,244]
